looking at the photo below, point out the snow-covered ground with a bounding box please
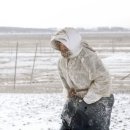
[0,93,130,130]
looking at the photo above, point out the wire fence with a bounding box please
[0,41,61,92]
[0,39,130,92]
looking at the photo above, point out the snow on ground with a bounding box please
[0,93,130,130]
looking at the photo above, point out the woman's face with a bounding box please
[55,41,71,58]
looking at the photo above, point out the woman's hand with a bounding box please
[67,88,77,98]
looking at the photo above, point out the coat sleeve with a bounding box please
[82,53,111,104]
[58,59,70,97]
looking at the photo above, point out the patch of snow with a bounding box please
[0,93,129,130]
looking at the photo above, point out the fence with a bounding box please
[0,33,130,93]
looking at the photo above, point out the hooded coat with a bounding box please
[50,27,111,104]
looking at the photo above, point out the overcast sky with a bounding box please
[0,0,130,28]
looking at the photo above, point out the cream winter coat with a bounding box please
[50,27,111,104]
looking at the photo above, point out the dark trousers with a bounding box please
[60,94,114,130]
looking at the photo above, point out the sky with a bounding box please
[0,0,130,28]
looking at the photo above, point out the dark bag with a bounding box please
[61,96,92,130]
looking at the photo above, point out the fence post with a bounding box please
[14,42,18,89]
[112,40,115,54]
[30,42,38,85]
[39,40,42,54]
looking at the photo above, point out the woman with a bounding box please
[50,27,114,130]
